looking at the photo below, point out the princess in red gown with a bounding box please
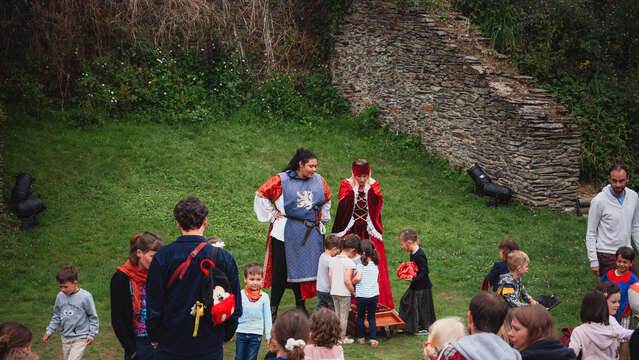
[331,159,394,310]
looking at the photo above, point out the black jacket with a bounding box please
[110,270,136,357]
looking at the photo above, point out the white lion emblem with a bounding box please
[296,191,314,210]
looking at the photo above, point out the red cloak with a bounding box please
[332,179,394,309]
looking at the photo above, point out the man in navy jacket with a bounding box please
[147,196,241,360]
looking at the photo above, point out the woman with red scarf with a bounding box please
[332,159,394,310]
[111,232,164,360]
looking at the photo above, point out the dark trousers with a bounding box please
[125,337,154,360]
[356,296,378,340]
[271,238,303,308]
[313,291,335,314]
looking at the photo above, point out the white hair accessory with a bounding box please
[284,338,306,351]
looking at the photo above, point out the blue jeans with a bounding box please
[356,296,378,340]
[125,337,154,360]
[235,333,262,360]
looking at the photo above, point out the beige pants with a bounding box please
[61,337,88,360]
[332,295,351,337]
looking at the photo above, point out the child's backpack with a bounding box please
[167,242,236,336]
[558,327,574,347]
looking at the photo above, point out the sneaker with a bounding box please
[341,337,355,344]
[416,329,429,336]
[370,339,378,347]
[357,337,365,344]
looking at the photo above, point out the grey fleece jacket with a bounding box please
[586,185,639,267]
[45,289,99,340]
[454,333,521,360]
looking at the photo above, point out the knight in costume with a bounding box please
[254,148,331,319]
[331,159,394,310]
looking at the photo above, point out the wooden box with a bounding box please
[347,304,405,338]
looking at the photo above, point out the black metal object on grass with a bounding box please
[10,172,45,230]
[467,163,513,206]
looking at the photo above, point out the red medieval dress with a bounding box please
[331,178,394,309]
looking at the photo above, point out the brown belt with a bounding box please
[284,216,319,245]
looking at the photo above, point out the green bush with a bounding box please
[454,0,639,186]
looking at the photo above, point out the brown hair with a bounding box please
[511,305,556,350]
[129,232,164,266]
[398,227,418,244]
[596,281,621,297]
[469,291,509,334]
[243,262,263,278]
[324,235,340,250]
[352,159,369,167]
[309,308,341,348]
[497,308,514,344]
[272,309,310,360]
[506,250,529,272]
[616,246,635,262]
[0,322,34,360]
[360,239,379,266]
[580,290,609,325]
[342,234,361,252]
[56,264,78,283]
[498,238,520,257]
[609,163,629,176]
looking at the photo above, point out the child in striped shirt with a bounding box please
[352,239,380,347]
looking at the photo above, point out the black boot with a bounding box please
[271,305,278,323]
[296,299,309,318]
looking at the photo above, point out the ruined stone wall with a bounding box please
[330,0,581,210]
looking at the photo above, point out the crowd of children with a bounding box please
[10,229,639,360]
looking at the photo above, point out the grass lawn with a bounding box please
[0,110,593,359]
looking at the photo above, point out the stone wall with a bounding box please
[330,0,581,211]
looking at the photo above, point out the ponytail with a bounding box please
[361,239,379,266]
[272,309,310,360]
[282,148,317,172]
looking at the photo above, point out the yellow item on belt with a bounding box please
[193,301,205,337]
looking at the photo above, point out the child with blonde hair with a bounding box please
[497,250,538,307]
[304,308,344,360]
[397,228,436,335]
[423,317,465,360]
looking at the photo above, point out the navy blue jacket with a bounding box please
[486,261,509,291]
[146,235,242,358]
[521,338,576,360]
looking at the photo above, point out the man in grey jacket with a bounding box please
[438,292,521,360]
[586,164,639,277]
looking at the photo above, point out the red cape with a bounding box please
[332,179,394,309]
